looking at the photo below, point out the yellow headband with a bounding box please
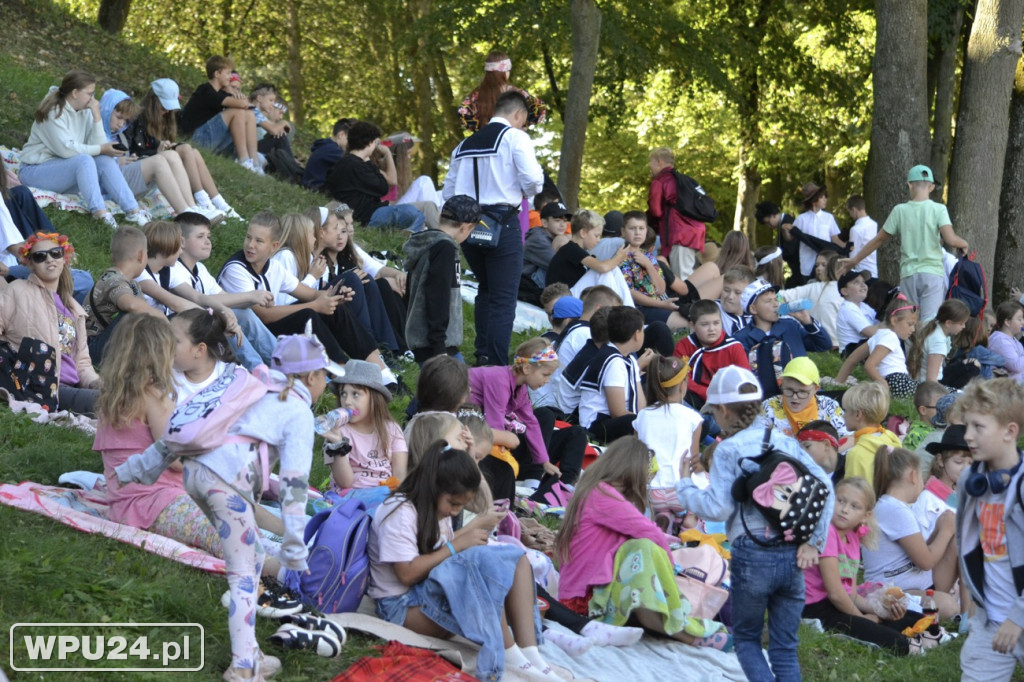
[661,360,690,388]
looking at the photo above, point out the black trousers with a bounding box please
[513,406,587,485]
[265,309,348,363]
[802,598,918,656]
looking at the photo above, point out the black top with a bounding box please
[323,154,389,225]
[545,241,589,288]
[179,83,231,135]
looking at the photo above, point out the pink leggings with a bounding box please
[183,457,264,672]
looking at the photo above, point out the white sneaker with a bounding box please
[191,205,226,225]
[124,209,152,226]
[220,205,243,220]
[97,212,118,229]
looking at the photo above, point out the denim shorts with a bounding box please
[190,113,236,156]
[374,585,428,626]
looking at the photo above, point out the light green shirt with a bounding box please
[882,199,952,279]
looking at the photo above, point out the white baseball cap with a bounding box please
[151,78,181,111]
[702,365,763,412]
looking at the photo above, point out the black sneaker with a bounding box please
[221,578,303,618]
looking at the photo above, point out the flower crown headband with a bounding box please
[514,344,557,366]
[484,58,512,73]
[19,232,74,264]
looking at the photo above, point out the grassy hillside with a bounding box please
[0,0,959,679]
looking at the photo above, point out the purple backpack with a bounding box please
[284,494,371,613]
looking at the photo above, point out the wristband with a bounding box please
[445,542,456,557]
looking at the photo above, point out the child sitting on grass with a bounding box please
[802,477,936,656]
[716,266,754,337]
[672,298,749,409]
[557,436,731,650]
[865,295,921,399]
[913,425,971,540]
[842,381,901,486]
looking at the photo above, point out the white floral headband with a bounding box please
[484,58,512,73]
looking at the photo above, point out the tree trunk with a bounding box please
[928,1,965,195]
[946,0,1024,300]
[97,0,131,32]
[286,0,305,126]
[557,0,601,211]
[994,57,1024,303]
[735,147,762,245]
[864,0,931,285]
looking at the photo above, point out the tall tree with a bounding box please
[946,0,1024,298]
[994,55,1024,302]
[926,0,967,193]
[557,0,601,210]
[864,0,931,284]
[97,0,131,32]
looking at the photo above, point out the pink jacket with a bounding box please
[647,167,706,255]
[559,482,672,599]
[0,274,99,387]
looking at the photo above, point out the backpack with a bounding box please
[730,427,830,546]
[672,544,729,619]
[284,494,371,613]
[946,251,987,318]
[163,364,269,456]
[672,170,719,223]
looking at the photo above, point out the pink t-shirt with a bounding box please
[323,421,407,491]
[367,495,453,599]
[94,419,186,530]
[804,524,861,605]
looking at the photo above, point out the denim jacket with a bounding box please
[676,422,834,553]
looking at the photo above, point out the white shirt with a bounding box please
[219,257,299,297]
[916,326,949,382]
[635,402,703,489]
[173,360,229,404]
[270,250,318,305]
[850,216,878,278]
[794,209,841,276]
[135,265,188,314]
[174,259,223,296]
[442,116,544,206]
[354,244,386,279]
[555,324,592,414]
[0,200,23,268]
[778,280,841,349]
[863,495,933,591]
[868,327,908,377]
[836,300,877,349]
[578,351,640,429]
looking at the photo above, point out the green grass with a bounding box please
[0,0,971,678]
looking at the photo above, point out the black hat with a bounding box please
[925,424,970,455]
[603,210,624,237]
[837,269,869,292]
[440,195,482,224]
[540,201,572,220]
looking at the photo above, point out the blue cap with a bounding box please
[552,296,584,320]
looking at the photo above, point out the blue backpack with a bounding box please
[946,252,987,318]
[284,495,371,613]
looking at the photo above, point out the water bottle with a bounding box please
[313,408,358,434]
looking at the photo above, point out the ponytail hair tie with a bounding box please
[206,307,214,315]
[48,85,59,94]
[855,524,871,538]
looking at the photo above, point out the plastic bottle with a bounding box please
[922,589,938,618]
[313,408,358,435]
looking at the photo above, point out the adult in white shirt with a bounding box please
[845,195,878,278]
[793,183,844,280]
[443,90,544,366]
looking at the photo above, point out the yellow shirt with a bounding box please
[845,426,902,486]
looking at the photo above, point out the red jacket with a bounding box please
[647,167,706,256]
[673,330,750,401]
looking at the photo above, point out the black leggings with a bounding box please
[586,413,637,445]
[515,406,587,485]
[802,598,918,656]
[537,585,590,634]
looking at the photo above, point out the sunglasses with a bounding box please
[29,247,65,264]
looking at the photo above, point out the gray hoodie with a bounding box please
[403,228,462,362]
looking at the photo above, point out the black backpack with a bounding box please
[946,251,987,318]
[731,428,830,546]
[672,170,719,223]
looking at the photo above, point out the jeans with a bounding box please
[18,154,138,214]
[229,330,263,370]
[730,535,804,682]
[190,113,236,156]
[368,204,425,233]
[8,266,94,305]
[5,185,54,236]
[461,209,523,365]
[233,308,277,364]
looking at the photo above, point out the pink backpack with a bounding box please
[164,365,269,456]
[672,544,730,620]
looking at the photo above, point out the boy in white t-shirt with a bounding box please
[845,195,877,278]
[578,306,651,443]
[835,269,878,357]
[957,379,1024,681]
[793,183,844,281]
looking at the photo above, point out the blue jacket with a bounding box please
[301,138,344,191]
[733,316,832,397]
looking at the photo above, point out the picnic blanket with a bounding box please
[0,480,227,573]
[1,146,174,219]
[330,596,747,681]
[1,388,97,434]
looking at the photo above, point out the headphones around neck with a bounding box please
[963,459,1023,497]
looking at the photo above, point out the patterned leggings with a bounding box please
[183,456,265,672]
[149,494,224,557]
[884,373,920,400]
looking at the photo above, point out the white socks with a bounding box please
[506,644,561,681]
[194,190,212,208]
[581,620,644,647]
[542,627,592,657]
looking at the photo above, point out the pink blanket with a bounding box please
[0,481,226,574]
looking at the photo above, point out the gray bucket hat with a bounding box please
[331,359,392,401]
